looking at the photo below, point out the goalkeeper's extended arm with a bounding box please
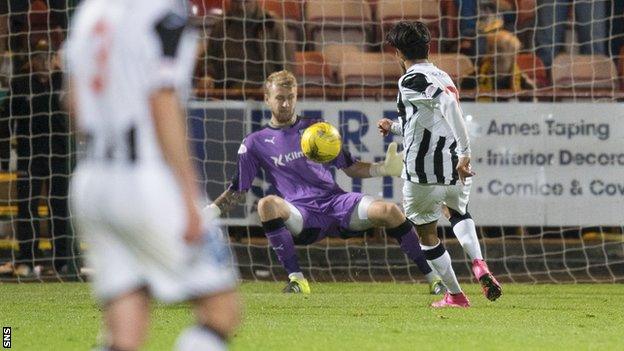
[343,142,403,178]
[204,189,246,221]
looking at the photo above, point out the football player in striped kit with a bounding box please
[378,21,502,308]
[66,0,240,349]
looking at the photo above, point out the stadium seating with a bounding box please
[516,53,549,88]
[259,0,305,47]
[260,0,303,22]
[294,51,332,87]
[305,0,373,50]
[376,0,441,53]
[551,54,619,90]
[429,53,474,85]
[338,51,402,87]
[376,0,440,26]
[182,0,624,97]
[322,44,361,81]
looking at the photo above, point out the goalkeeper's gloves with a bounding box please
[202,203,222,222]
[369,142,403,177]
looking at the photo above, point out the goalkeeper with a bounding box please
[208,70,443,294]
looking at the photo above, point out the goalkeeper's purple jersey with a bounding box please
[230,117,356,202]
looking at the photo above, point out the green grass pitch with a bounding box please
[1,282,623,350]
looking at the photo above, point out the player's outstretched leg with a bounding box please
[366,201,445,295]
[258,195,310,294]
[448,208,502,301]
[416,221,470,308]
[176,290,241,351]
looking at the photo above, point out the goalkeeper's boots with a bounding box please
[472,259,502,301]
[431,292,470,308]
[282,276,311,294]
[429,277,446,295]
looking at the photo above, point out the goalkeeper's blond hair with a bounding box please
[264,70,297,94]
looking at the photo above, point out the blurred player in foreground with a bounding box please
[378,21,502,308]
[206,70,444,294]
[65,1,239,350]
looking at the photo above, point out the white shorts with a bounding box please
[71,162,238,304]
[402,178,471,225]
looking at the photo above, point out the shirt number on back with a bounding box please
[91,19,111,93]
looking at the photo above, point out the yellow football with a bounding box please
[300,122,342,163]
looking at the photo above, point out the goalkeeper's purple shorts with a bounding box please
[284,191,371,245]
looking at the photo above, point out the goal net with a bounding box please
[0,0,623,283]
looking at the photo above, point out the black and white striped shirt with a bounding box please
[391,62,471,185]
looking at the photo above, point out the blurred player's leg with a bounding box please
[176,290,240,351]
[257,195,310,293]
[364,199,443,293]
[103,288,150,351]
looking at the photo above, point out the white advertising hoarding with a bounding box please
[190,102,624,226]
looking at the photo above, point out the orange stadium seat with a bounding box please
[338,51,402,87]
[259,0,305,46]
[376,0,441,53]
[305,0,373,50]
[322,44,362,81]
[516,53,549,88]
[552,54,618,90]
[376,0,439,24]
[294,51,333,87]
[260,0,302,20]
[429,53,474,85]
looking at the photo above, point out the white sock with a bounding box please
[421,243,462,294]
[424,271,438,284]
[176,325,227,351]
[453,218,483,260]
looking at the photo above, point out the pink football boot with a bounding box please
[472,259,502,301]
[431,292,471,308]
